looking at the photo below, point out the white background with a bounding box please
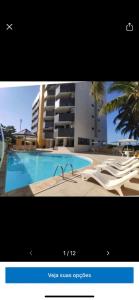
[0,262,139,300]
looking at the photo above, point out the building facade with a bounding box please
[31,82,107,152]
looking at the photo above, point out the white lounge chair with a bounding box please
[106,156,136,166]
[106,156,138,166]
[81,169,138,196]
[105,158,138,171]
[96,161,139,178]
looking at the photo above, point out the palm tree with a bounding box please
[113,98,139,139]
[91,81,139,113]
[91,81,139,139]
[91,81,105,103]
[100,81,139,114]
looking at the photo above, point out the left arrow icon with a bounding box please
[26,248,33,256]
[29,250,32,256]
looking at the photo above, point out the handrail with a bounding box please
[63,162,74,175]
[53,164,64,179]
[53,162,74,179]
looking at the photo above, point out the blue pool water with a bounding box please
[5,152,92,192]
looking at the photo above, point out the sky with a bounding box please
[0,85,40,131]
[0,82,130,143]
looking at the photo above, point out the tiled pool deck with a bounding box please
[1,148,139,197]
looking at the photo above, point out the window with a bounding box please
[78,138,90,145]
[22,141,24,145]
[92,115,94,118]
[92,128,94,130]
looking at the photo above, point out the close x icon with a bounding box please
[0,24,14,31]
[6,24,13,30]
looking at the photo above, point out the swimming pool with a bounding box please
[5,152,92,192]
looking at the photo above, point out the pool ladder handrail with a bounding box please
[53,162,74,178]
[63,162,74,175]
[53,164,64,179]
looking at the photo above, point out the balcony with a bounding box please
[55,98,75,110]
[32,105,39,116]
[44,91,55,100]
[32,100,39,111]
[32,118,38,128]
[54,113,74,123]
[31,124,38,133]
[44,120,54,131]
[54,128,74,138]
[46,84,56,92]
[44,110,54,120]
[32,110,39,121]
[55,84,75,98]
[45,99,55,109]
[45,131,54,139]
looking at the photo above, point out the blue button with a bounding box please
[5,267,134,284]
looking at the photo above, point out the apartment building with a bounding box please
[31,82,107,152]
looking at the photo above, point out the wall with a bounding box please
[14,138,37,150]
[37,85,46,147]
[74,82,94,152]
[14,145,36,150]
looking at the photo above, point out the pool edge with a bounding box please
[3,153,93,196]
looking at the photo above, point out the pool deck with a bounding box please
[2,149,139,197]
